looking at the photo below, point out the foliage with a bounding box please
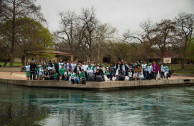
[0,0,43,67]
[187,38,194,60]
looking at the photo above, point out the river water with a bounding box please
[0,83,194,126]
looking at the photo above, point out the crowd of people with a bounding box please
[25,59,171,84]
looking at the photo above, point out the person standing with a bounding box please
[30,61,36,80]
[152,61,159,80]
[25,62,31,80]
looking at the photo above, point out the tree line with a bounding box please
[0,0,194,69]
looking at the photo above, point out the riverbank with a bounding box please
[0,72,194,91]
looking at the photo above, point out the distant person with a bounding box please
[25,62,30,80]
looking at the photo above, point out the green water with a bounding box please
[0,83,194,126]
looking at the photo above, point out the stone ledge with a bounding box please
[0,78,194,90]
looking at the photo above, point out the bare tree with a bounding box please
[175,12,194,69]
[151,19,177,60]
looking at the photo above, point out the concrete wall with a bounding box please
[0,78,194,90]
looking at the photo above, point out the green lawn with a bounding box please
[170,64,194,76]
[0,62,23,67]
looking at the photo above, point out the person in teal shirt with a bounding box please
[59,65,66,80]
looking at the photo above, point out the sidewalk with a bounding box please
[0,72,194,80]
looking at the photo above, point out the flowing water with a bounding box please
[0,83,194,126]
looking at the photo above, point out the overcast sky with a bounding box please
[37,0,194,34]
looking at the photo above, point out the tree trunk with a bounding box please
[10,0,16,67]
[181,37,188,69]
[22,55,26,65]
[3,60,8,67]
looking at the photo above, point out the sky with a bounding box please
[37,0,194,34]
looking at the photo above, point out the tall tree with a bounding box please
[175,12,194,69]
[151,19,176,60]
[1,0,42,67]
[15,17,54,65]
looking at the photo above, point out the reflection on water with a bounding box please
[0,83,194,126]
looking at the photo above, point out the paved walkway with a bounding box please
[0,72,194,80]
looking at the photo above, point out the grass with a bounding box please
[170,64,194,76]
[0,62,23,67]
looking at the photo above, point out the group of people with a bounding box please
[25,59,171,83]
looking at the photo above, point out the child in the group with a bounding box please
[25,62,31,80]
[38,66,44,80]
[128,69,133,80]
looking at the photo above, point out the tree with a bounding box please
[187,38,194,60]
[56,7,116,62]
[175,12,194,69]
[151,19,176,60]
[0,17,54,65]
[15,17,54,65]
[1,0,43,67]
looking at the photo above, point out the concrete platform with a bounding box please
[0,78,194,91]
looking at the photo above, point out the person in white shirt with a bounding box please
[71,61,76,72]
[58,59,64,71]
[25,62,31,80]
[128,69,133,80]
[38,66,44,80]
